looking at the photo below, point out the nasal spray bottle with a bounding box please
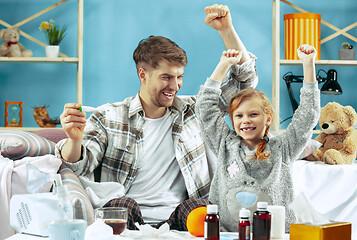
[9,163,73,236]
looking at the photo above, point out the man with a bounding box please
[55,4,258,230]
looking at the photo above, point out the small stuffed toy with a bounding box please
[312,102,357,165]
[0,27,33,57]
[32,105,60,128]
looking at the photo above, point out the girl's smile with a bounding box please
[233,97,271,150]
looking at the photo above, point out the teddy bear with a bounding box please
[0,27,33,57]
[312,102,357,165]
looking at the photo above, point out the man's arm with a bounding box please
[203,4,258,114]
[204,4,249,64]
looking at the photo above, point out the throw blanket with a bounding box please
[0,154,62,239]
[78,176,125,208]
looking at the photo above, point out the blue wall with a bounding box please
[0,0,356,128]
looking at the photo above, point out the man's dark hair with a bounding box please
[133,35,188,72]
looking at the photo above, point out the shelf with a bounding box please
[272,0,357,131]
[0,127,62,131]
[280,59,357,66]
[0,57,79,63]
[1,0,83,130]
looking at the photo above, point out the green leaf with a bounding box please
[42,22,66,45]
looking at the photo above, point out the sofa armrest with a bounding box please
[59,163,95,225]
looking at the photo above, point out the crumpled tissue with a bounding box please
[86,219,115,240]
[124,222,195,240]
[289,192,330,225]
[135,222,170,238]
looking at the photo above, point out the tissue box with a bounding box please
[290,222,351,240]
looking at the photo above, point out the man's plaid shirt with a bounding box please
[56,54,258,199]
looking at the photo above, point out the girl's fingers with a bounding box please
[225,49,240,57]
[298,44,316,55]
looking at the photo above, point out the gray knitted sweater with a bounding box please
[196,78,320,232]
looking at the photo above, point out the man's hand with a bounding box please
[297,44,317,64]
[204,4,232,31]
[60,103,86,142]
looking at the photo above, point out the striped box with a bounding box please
[284,13,321,60]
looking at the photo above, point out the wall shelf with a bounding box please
[272,0,357,131]
[280,59,357,66]
[0,57,79,63]
[0,0,83,130]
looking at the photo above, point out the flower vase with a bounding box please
[45,45,59,58]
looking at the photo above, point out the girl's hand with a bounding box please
[297,44,317,64]
[219,49,242,67]
[210,49,242,81]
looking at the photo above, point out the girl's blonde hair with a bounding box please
[229,88,274,160]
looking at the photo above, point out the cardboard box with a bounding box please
[290,222,351,240]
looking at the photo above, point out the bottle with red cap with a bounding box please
[239,208,251,240]
[252,202,271,240]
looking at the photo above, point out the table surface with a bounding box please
[6,231,290,240]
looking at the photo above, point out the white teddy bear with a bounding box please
[0,27,33,57]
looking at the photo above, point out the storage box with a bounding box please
[339,49,356,60]
[290,222,351,240]
[284,13,321,60]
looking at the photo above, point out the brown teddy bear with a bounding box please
[0,27,33,57]
[312,102,357,164]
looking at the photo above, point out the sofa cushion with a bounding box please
[59,164,95,224]
[0,130,55,160]
[32,129,67,144]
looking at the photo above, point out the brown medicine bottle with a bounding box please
[204,204,220,240]
[239,208,251,240]
[252,202,271,240]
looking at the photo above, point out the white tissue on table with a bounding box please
[133,222,195,240]
[289,192,330,225]
[86,219,115,240]
[134,222,170,238]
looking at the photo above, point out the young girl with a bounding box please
[196,45,320,232]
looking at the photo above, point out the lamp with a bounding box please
[320,69,343,95]
[283,69,342,113]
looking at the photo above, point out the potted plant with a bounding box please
[39,19,66,58]
[339,42,355,60]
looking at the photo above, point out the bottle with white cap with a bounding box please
[204,204,220,240]
[252,202,271,240]
[239,208,251,240]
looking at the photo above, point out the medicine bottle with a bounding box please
[204,204,220,240]
[239,208,251,240]
[252,202,271,240]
